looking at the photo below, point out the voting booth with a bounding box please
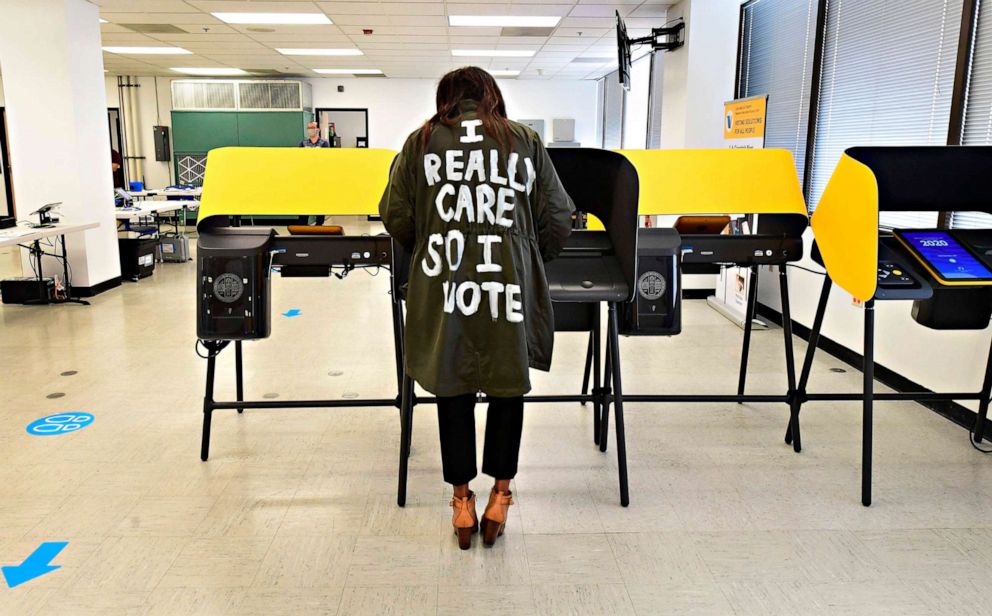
[194,147,400,462]
[578,149,809,432]
[788,146,992,506]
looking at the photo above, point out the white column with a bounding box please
[659,0,742,149]
[0,0,120,289]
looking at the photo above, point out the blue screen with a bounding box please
[901,231,992,280]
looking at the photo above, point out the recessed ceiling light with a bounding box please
[451,49,535,58]
[489,70,521,77]
[99,18,108,24]
[171,67,249,76]
[449,16,560,28]
[276,48,363,56]
[313,69,383,75]
[212,12,332,25]
[102,46,192,55]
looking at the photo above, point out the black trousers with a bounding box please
[437,394,524,486]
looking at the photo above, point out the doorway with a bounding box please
[108,108,124,187]
[317,108,369,148]
[0,107,13,217]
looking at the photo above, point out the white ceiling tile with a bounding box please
[185,1,325,12]
[357,42,451,50]
[179,41,271,52]
[149,33,258,42]
[559,16,614,28]
[101,13,224,25]
[569,4,636,18]
[497,36,550,44]
[228,24,346,35]
[331,15,448,27]
[448,3,572,17]
[317,2,445,16]
[95,1,197,12]
[630,4,670,18]
[100,33,164,43]
[244,33,354,42]
[337,24,448,35]
[554,27,608,37]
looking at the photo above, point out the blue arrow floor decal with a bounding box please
[2,542,68,588]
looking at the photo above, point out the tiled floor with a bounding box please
[1,221,991,615]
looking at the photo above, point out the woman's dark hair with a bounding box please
[422,66,511,153]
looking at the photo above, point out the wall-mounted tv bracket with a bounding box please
[631,21,685,53]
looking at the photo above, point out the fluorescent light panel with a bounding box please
[172,67,248,76]
[451,49,535,57]
[313,69,382,75]
[212,12,331,25]
[449,15,560,28]
[277,48,363,56]
[102,46,192,55]
[99,18,108,23]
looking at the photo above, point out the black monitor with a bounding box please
[616,11,632,92]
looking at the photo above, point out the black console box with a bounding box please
[1,277,55,304]
[621,228,681,336]
[119,237,157,281]
[0,217,15,230]
[197,227,274,340]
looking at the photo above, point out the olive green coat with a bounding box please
[379,101,574,397]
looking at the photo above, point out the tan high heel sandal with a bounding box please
[480,488,513,547]
[450,491,478,550]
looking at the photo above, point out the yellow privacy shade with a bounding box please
[615,148,807,216]
[810,153,879,301]
[197,147,397,227]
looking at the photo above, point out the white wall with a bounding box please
[659,0,740,149]
[308,77,599,151]
[0,0,120,288]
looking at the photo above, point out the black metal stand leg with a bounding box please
[971,334,992,443]
[235,341,244,414]
[786,275,833,449]
[862,300,875,507]
[779,266,799,452]
[200,352,217,462]
[391,290,406,403]
[580,332,594,406]
[607,303,630,507]
[593,307,602,446]
[737,265,760,400]
[600,326,613,454]
[397,374,414,507]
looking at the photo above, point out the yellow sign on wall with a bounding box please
[724,95,768,148]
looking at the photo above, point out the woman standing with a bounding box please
[380,67,574,549]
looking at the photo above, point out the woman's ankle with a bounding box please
[493,479,511,494]
[453,483,471,498]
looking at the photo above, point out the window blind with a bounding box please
[602,71,624,149]
[737,0,819,185]
[955,0,992,229]
[647,53,665,149]
[808,0,961,230]
[623,56,651,149]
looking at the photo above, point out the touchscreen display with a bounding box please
[900,231,992,280]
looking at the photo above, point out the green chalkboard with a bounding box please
[236,112,307,147]
[171,112,239,153]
